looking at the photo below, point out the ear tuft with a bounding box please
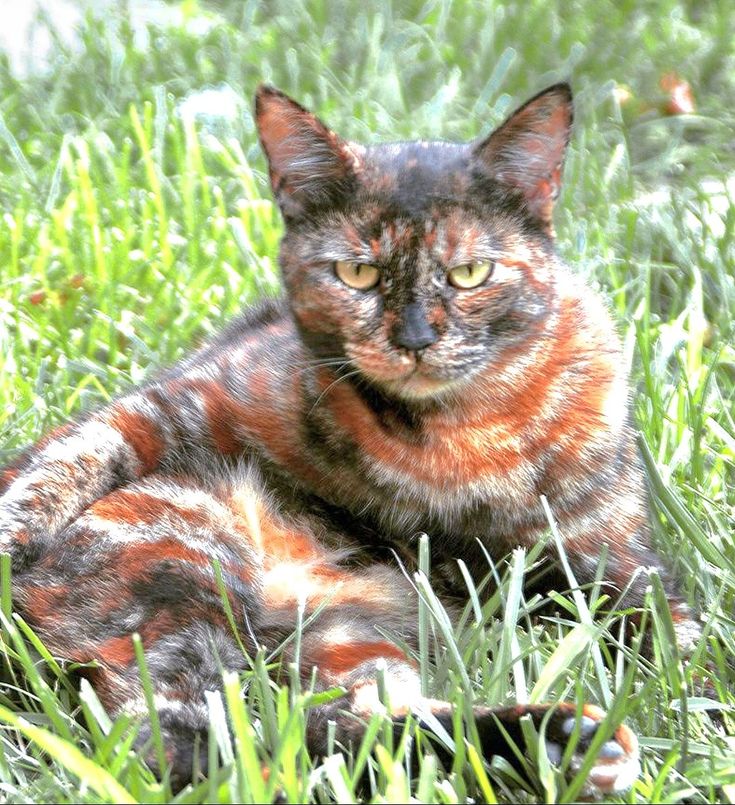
[473,83,573,232]
[254,85,361,219]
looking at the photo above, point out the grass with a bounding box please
[0,0,733,802]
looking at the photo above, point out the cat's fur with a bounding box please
[0,83,699,796]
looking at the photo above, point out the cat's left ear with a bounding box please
[472,83,573,233]
[255,85,362,220]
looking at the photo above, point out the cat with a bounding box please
[0,82,701,797]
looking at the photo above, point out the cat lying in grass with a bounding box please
[2,82,701,797]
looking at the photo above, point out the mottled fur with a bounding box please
[0,83,697,795]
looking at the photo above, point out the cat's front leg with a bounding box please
[303,637,639,799]
[293,588,640,799]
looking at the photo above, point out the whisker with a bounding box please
[307,368,363,415]
[284,357,357,378]
[286,356,357,370]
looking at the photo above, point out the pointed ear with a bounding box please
[254,85,362,219]
[472,83,573,232]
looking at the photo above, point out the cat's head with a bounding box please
[255,83,573,401]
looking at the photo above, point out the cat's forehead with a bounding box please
[364,140,468,171]
[359,140,472,214]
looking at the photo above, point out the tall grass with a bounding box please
[0,1,733,802]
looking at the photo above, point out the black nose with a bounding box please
[393,300,438,352]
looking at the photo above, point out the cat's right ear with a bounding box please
[255,86,362,220]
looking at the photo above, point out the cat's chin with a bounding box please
[379,371,463,401]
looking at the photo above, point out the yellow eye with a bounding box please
[447,261,494,289]
[334,260,380,290]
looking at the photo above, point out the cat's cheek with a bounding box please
[328,292,384,349]
[293,301,341,336]
[287,278,349,336]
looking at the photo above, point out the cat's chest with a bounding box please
[302,381,546,532]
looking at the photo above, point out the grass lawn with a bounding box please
[0,1,733,802]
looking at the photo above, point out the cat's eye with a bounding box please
[334,260,381,290]
[447,261,495,289]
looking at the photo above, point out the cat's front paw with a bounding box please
[536,703,639,798]
[475,702,639,799]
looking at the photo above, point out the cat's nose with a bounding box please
[393,300,438,352]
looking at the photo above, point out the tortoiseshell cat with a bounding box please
[0,83,700,796]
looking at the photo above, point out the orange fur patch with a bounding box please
[96,634,136,668]
[312,640,409,677]
[109,409,163,473]
[92,489,208,528]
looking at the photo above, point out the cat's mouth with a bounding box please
[346,344,467,399]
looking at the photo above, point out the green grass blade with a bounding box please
[0,704,137,803]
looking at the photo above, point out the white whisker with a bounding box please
[307,368,363,415]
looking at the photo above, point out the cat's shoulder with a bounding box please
[179,294,295,368]
[209,295,292,347]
